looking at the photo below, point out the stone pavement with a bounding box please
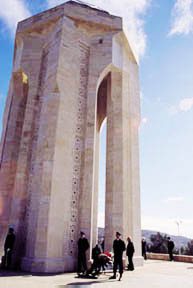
[0,260,193,288]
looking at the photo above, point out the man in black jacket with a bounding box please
[4,227,16,269]
[167,237,175,261]
[142,237,147,260]
[109,232,126,281]
[77,231,89,275]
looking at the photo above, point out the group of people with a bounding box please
[1,227,175,278]
[78,232,176,281]
[77,231,112,278]
[77,231,135,281]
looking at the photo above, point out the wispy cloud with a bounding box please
[0,0,31,35]
[169,0,193,36]
[164,196,184,203]
[47,0,151,59]
[169,97,193,115]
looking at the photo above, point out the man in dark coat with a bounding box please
[167,237,175,261]
[4,227,16,269]
[77,231,89,275]
[89,244,102,276]
[126,236,135,271]
[109,232,126,281]
[142,237,147,260]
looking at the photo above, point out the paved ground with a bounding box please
[0,260,193,288]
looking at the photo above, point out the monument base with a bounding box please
[21,256,76,273]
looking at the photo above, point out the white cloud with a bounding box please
[169,0,193,36]
[47,0,151,59]
[179,97,193,111]
[0,0,31,34]
[169,97,193,115]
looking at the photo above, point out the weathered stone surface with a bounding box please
[0,1,142,272]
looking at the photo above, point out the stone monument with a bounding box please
[0,1,142,272]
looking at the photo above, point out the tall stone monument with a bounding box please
[0,1,142,272]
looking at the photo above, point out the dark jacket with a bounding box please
[113,239,126,258]
[168,240,174,251]
[4,233,15,251]
[142,240,147,253]
[92,245,101,260]
[78,237,89,254]
[126,241,135,257]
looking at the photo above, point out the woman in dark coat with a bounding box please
[126,236,135,271]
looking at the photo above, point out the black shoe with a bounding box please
[109,275,116,279]
[118,274,122,281]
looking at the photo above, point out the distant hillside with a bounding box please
[98,228,192,249]
[142,229,192,249]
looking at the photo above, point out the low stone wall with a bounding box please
[147,253,193,263]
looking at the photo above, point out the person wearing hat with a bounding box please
[77,231,89,275]
[109,232,126,281]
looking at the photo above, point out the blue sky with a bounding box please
[1,0,193,238]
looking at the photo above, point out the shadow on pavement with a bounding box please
[58,279,117,287]
[0,269,65,277]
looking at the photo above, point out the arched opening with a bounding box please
[97,119,106,245]
[94,73,110,250]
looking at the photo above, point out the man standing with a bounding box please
[126,236,135,271]
[109,232,126,281]
[4,227,16,269]
[77,231,89,275]
[142,237,147,260]
[167,237,175,261]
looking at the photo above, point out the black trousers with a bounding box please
[77,252,87,273]
[89,259,100,275]
[4,249,13,269]
[127,255,134,270]
[113,256,123,275]
[142,251,147,260]
[169,251,174,261]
